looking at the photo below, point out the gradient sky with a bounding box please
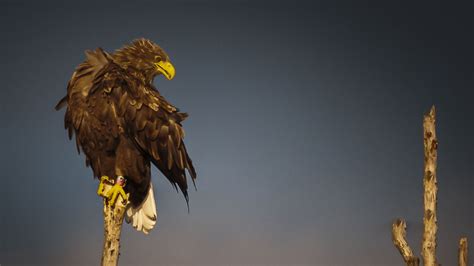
[1,0,472,265]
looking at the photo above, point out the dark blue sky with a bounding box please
[1,0,472,265]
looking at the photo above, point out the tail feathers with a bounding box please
[125,182,157,234]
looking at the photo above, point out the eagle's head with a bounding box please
[113,38,175,83]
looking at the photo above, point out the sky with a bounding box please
[0,0,472,265]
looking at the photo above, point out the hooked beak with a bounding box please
[154,61,175,80]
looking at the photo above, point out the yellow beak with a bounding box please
[154,61,175,80]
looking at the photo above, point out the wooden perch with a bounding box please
[421,106,438,266]
[392,219,420,266]
[98,177,129,266]
[101,201,127,266]
[458,237,468,266]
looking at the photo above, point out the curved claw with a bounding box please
[100,175,111,182]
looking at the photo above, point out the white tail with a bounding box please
[125,182,157,234]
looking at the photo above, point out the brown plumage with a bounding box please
[55,39,196,208]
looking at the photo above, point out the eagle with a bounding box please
[55,39,196,234]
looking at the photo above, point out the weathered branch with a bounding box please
[390,106,469,265]
[98,177,129,266]
[458,237,468,266]
[392,219,420,266]
[421,106,439,266]
[101,201,127,266]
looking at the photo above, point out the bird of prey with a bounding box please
[55,39,196,234]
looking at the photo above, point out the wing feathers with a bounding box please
[55,96,68,110]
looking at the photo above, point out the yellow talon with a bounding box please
[98,175,129,207]
[97,175,111,197]
[106,178,129,207]
[106,185,128,207]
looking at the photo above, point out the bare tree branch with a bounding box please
[98,177,129,266]
[421,106,439,266]
[392,219,420,266]
[459,237,468,266]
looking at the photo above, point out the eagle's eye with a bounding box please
[154,55,162,61]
